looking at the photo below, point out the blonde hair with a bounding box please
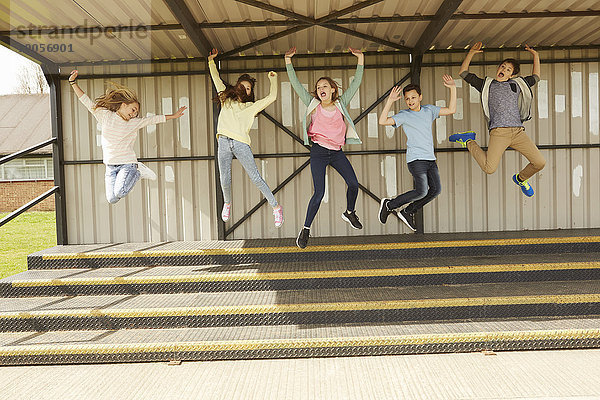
[94,82,140,112]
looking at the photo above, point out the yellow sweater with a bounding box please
[209,60,278,146]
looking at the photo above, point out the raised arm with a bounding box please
[284,47,313,106]
[244,71,278,116]
[459,41,483,76]
[207,48,226,92]
[130,106,186,131]
[69,69,107,119]
[438,74,457,116]
[525,44,540,78]
[339,48,365,106]
[68,70,84,98]
[379,86,402,126]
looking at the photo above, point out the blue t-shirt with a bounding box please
[391,104,440,163]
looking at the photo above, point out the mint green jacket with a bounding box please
[286,62,364,146]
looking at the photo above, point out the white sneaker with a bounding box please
[273,205,284,228]
[221,203,231,222]
[137,162,156,180]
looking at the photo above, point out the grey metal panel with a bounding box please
[419,49,600,233]
[60,49,599,243]
[61,62,217,244]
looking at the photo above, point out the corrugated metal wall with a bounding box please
[62,49,599,243]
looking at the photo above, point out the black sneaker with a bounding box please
[398,209,416,232]
[378,198,392,224]
[296,227,310,249]
[342,210,363,230]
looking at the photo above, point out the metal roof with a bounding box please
[1,0,599,67]
[0,94,51,155]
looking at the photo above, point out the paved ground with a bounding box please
[2,349,600,399]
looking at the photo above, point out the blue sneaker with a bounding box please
[449,131,476,147]
[512,174,534,197]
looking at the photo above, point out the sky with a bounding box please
[0,45,38,95]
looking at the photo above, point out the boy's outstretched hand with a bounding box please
[468,41,483,55]
[524,44,538,55]
[388,86,402,102]
[442,74,455,88]
[208,48,218,61]
[69,70,78,82]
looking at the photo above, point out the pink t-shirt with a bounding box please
[308,104,347,150]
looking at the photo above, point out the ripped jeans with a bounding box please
[105,163,140,204]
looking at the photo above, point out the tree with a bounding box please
[15,62,49,94]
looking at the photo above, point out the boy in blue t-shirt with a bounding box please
[378,75,457,231]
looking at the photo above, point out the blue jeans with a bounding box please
[387,160,441,214]
[217,136,277,207]
[105,163,140,204]
[304,143,359,227]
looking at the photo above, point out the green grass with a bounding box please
[0,211,56,279]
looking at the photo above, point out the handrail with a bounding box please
[0,186,59,227]
[0,138,57,166]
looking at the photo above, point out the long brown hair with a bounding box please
[94,82,140,112]
[312,77,340,102]
[214,74,256,104]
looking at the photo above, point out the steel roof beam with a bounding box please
[163,0,212,55]
[227,0,404,57]
[323,24,410,52]
[220,25,311,58]
[4,10,599,37]
[413,0,463,55]
[233,0,315,24]
[316,0,385,23]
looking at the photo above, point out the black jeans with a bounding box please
[387,160,441,214]
[304,143,359,227]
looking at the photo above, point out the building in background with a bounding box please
[0,94,54,212]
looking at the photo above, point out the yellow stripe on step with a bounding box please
[2,293,600,320]
[11,261,600,287]
[1,328,599,356]
[40,236,600,260]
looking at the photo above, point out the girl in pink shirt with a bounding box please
[68,70,186,204]
[285,47,365,248]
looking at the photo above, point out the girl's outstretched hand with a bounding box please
[469,41,483,55]
[388,86,402,102]
[69,70,78,82]
[268,71,277,78]
[349,47,363,57]
[173,106,187,118]
[442,74,455,88]
[285,47,296,59]
[208,49,218,61]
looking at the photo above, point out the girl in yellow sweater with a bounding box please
[208,49,283,227]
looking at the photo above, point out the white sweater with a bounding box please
[79,94,166,165]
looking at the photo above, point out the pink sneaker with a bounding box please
[221,203,231,222]
[273,205,284,228]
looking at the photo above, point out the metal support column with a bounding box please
[42,64,68,244]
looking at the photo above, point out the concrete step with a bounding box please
[1,280,600,332]
[27,231,600,269]
[3,253,600,297]
[1,317,599,365]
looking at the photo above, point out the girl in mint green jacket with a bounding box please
[285,47,364,248]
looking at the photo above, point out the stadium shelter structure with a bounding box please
[1,0,599,244]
